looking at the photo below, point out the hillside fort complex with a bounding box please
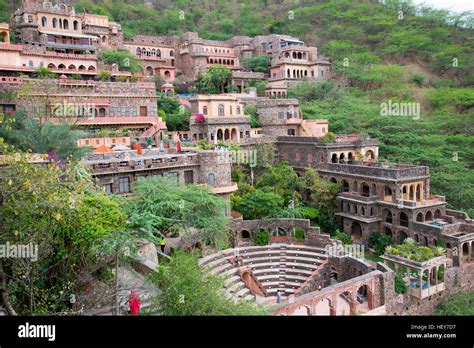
[0,0,472,317]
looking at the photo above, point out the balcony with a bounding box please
[44,51,97,60]
[210,182,238,194]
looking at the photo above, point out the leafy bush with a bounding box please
[252,229,270,246]
[368,232,393,255]
[394,274,408,294]
[436,293,474,316]
[294,228,305,243]
[148,252,266,315]
[331,229,352,245]
[385,239,445,262]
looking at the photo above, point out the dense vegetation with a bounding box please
[148,252,266,315]
[436,293,474,316]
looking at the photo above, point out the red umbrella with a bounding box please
[177,141,182,153]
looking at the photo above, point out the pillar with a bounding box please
[349,299,357,315]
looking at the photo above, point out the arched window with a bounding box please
[385,210,392,223]
[400,212,409,227]
[156,49,161,57]
[73,20,78,30]
[68,64,76,70]
[41,17,47,27]
[52,18,58,28]
[236,106,241,115]
[218,104,225,116]
[136,47,141,56]
[63,19,69,30]
[98,108,106,117]
[169,50,174,57]
[208,173,216,186]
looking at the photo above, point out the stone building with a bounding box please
[276,135,474,267]
[188,94,251,144]
[83,147,238,203]
[6,77,166,141]
[256,98,328,137]
[123,35,176,82]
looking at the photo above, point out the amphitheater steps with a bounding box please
[200,244,329,303]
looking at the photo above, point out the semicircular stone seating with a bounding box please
[199,244,328,303]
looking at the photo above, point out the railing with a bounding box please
[43,51,97,59]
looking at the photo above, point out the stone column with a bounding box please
[349,299,357,315]
[419,270,423,291]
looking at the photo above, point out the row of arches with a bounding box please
[284,51,307,60]
[206,47,231,53]
[402,183,423,202]
[208,58,236,65]
[144,66,171,79]
[41,17,79,31]
[286,282,374,316]
[287,68,313,79]
[342,202,376,217]
[136,47,174,57]
[415,210,442,222]
[215,128,239,142]
[330,150,375,164]
[266,90,287,98]
[46,63,95,71]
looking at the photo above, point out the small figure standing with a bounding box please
[129,290,141,316]
[276,289,282,304]
[159,238,167,253]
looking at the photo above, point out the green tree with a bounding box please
[196,65,232,94]
[147,252,266,315]
[237,189,284,220]
[129,177,230,249]
[242,55,271,73]
[0,145,128,314]
[99,49,142,73]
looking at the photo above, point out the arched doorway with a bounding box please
[416,212,424,222]
[342,180,350,192]
[356,284,371,312]
[399,212,409,227]
[348,152,353,164]
[331,154,337,163]
[351,222,362,243]
[314,298,331,316]
[339,153,345,164]
[231,128,237,141]
[425,211,433,222]
[241,230,250,240]
[434,210,441,219]
[224,129,230,141]
[217,129,223,141]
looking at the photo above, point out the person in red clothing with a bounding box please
[129,290,141,316]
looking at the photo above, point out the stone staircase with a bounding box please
[200,244,328,303]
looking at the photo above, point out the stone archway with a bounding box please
[314,298,331,316]
[351,222,362,243]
